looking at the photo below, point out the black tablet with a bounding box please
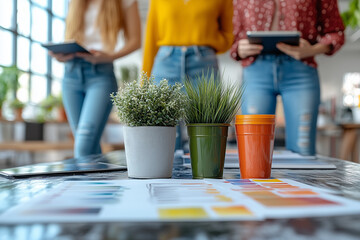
[41,41,91,54]
[0,151,127,178]
[247,31,300,54]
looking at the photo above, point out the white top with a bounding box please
[82,0,136,52]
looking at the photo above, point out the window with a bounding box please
[0,0,68,104]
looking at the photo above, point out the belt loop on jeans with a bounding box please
[193,46,202,58]
[168,46,175,57]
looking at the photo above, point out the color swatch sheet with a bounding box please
[1,178,360,223]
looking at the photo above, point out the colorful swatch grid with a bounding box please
[147,182,257,219]
[1,178,360,223]
[225,179,338,207]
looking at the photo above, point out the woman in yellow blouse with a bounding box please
[142,0,233,85]
[142,0,233,150]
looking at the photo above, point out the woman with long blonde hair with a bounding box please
[49,0,141,157]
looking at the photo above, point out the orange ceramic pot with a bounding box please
[235,115,275,179]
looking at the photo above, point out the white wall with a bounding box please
[317,43,360,101]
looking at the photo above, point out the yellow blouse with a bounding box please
[142,0,234,76]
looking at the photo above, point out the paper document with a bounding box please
[1,178,359,223]
[182,151,336,169]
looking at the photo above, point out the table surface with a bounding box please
[1,153,360,240]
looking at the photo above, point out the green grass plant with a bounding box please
[184,70,244,124]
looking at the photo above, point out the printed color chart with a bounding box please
[1,179,360,223]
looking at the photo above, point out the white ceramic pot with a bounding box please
[123,126,176,178]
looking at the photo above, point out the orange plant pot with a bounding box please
[58,107,68,122]
[14,108,23,121]
[235,115,276,179]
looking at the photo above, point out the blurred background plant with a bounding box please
[8,98,25,121]
[0,66,23,118]
[37,95,64,122]
[341,0,360,29]
[9,98,25,110]
[0,74,9,117]
[118,65,138,88]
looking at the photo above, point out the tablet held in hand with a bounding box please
[247,31,300,54]
[41,41,90,54]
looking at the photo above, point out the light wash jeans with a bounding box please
[62,59,118,157]
[152,46,219,85]
[242,55,320,155]
[151,46,219,150]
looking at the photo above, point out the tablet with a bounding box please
[0,151,127,178]
[41,41,90,54]
[247,31,300,54]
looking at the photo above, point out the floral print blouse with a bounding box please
[231,0,345,68]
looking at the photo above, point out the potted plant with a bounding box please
[0,66,22,119]
[38,95,66,122]
[0,74,8,119]
[111,73,186,178]
[39,95,60,120]
[56,95,67,122]
[9,98,25,121]
[184,71,244,179]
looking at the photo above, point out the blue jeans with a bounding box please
[62,59,118,157]
[151,46,219,150]
[152,46,219,85]
[242,55,320,155]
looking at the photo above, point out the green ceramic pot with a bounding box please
[187,123,229,179]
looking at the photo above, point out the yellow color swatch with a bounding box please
[251,179,283,183]
[212,206,253,216]
[215,195,232,202]
[159,207,208,219]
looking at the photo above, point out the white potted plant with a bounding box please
[111,73,186,178]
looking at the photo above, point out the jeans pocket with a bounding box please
[156,47,174,61]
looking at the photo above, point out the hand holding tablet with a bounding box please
[245,31,301,55]
[41,41,90,54]
[42,41,92,62]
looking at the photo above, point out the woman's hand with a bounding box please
[76,50,115,64]
[49,51,75,62]
[276,38,331,60]
[237,39,263,59]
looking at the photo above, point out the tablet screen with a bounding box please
[0,151,127,178]
[41,41,90,54]
[247,31,300,54]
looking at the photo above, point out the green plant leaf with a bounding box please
[111,72,186,126]
[184,69,245,124]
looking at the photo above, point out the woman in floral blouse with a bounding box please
[231,0,345,156]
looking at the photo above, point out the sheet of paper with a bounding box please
[1,178,360,223]
[182,154,336,169]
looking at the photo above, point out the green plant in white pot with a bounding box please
[111,73,186,178]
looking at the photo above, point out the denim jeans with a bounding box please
[242,55,320,155]
[62,59,118,157]
[151,46,219,150]
[152,46,219,85]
